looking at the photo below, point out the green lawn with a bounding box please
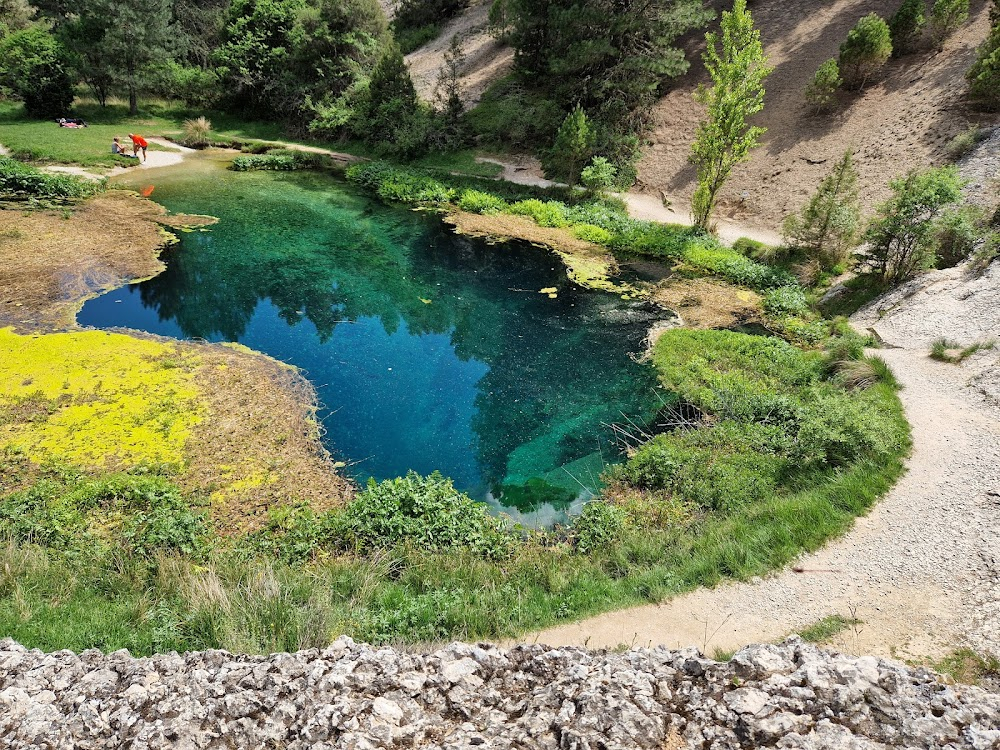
[0,101,298,168]
[0,101,505,179]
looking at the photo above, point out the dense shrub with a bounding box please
[465,77,564,152]
[0,472,209,556]
[804,59,842,112]
[580,156,617,193]
[934,205,986,267]
[457,189,508,214]
[230,151,327,171]
[889,0,926,56]
[346,162,456,204]
[967,22,1000,110]
[839,13,893,90]
[684,243,796,289]
[609,223,693,260]
[508,199,570,228]
[861,166,964,283]
[0,26,74,117]
[392,0,469,53]
[571,223,613,244]
[615,329,908,511]
[929,0,969,47]
[0,157,102,202]
[571,500,627,554]
[763,287,810,316]
[342,472,514,559]
[732,236,768,256]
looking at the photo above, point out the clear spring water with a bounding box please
[78,155,663,525]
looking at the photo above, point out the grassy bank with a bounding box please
[0,328,909,653]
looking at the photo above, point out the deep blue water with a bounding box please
[78,156,663,524]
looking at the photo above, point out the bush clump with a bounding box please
[508,199,570,228]
[805,59,842,112]
[889,0,926,56]
[0,156,102,202]
[342,472,515,559]
[763,286,810,316]
[457,189,508,214]
[839,13,893,90]
[231,151,327,172]
[614,329,908,512]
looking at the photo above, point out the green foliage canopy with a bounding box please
[838,13,892,90]
[690,0,773,231]
[862,165,965,283]
[0,25,74,117]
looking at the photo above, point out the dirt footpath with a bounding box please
[525,263,1000,661]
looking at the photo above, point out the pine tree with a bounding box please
[544,105,595,186]
[838,13,892,90]
[690,0,773,231]
[888,0,925,56]
[358,43,427,158]
[782,150,861,270]
[929,0,969,48]
[804,59,841,113]
[967,13,1000,109]
[431,35,468,150]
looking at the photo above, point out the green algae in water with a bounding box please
[79,155,663,525]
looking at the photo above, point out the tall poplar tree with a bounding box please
[689,0,772,231]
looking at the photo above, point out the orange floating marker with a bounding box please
[141,185,155,197]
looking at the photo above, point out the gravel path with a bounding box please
[527,263,1000,661]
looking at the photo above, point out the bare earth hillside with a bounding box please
[640,0,998,233]
[404,0,513,105]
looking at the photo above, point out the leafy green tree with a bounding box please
[56,0,175,114]
[0,25,74,117]
[172,0,229,69]
[503,0,713,180]
[888,0,925,56]
[861,166,964,284]
[0,0,33,36]
[967,9,1000,109]
[838,13,892,90]
[804,58,841,113]
[782,150,861,270]
[216,0,387,121]
[543,105,595,186]
[690,0,773,231]
[929,0,969,48]
[355,43,428,158]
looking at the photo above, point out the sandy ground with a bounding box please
[524,260,1000,661]
[639,0,1000,235]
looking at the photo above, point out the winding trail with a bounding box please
[525,264,1000,661]
[477,156,783,246]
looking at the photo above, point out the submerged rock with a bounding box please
[0,637,997,749]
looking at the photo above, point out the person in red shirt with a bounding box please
[128,133,148,162]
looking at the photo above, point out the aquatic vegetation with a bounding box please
[0,328,203,469]
[0,156,103,203]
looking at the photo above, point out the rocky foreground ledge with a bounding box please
[1,637,998,749]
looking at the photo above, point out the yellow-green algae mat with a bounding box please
[0,327,204,468]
